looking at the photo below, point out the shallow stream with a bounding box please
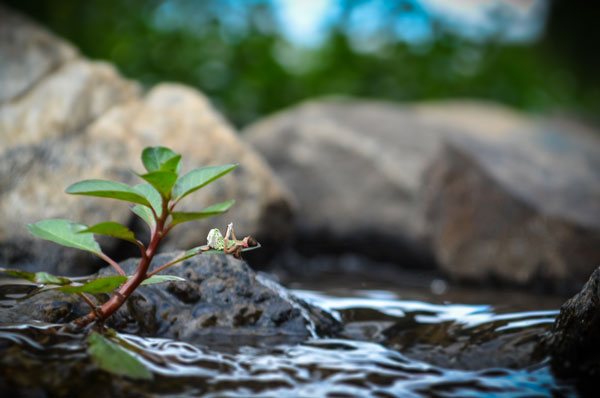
[0,273,579,397]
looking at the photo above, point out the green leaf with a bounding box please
[88,333,153,380]
[134,184,162,218]
[138,171,178,199]
[161,154,182,173]
[131,205,155,229]
[141,146,180,173]
[141,275,185,285]
[58,275,127,294]
[172,164,238,201]
[81,222,138,244]
[66,179,151,207]
[170,200,234,226]
[184,246,204,256]
[27,219,102,254]
[203,242,261,254]
[0,268,71,285]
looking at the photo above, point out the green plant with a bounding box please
[1,146,259,331]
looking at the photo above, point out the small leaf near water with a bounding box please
[27,219,102,255]
[88,332,153,380]
[0,268,71,285]
[66,179,151,207]
[172,164,238,201]
[170,200,234,226]
[141,275,185,285]
[141,146,181,173]
[138,171,178,199]
[81,222,137,244]
[58,275,127,294]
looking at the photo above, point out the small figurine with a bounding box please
[203,223,258,259]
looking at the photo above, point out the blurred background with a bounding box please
[4,0,599,128]
[2,0,599,296]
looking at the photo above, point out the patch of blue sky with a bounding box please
[272,0,548,47]
[151,0,548,47]
[271,0,343,47]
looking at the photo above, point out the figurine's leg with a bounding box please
[224,223,233,240]
[223,223,233,253]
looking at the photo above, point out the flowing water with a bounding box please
[0,277,579,397]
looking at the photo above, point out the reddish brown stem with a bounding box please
[97,252,125,276]
[71,200,169,330]
[77,292,98,314]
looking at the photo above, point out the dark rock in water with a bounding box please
[0,252,340,344]
[547,266,600,386]
[380,309,549,370]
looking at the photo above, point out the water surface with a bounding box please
[0,278,578,397]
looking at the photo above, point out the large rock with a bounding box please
[81,84,294,255]
[0,4,77,103]
[546,266,600,392]
[0,252,340,343]
[421,141,600,293]
[243,99,438,264]
[0,6,293,275]
[243,99,600,291]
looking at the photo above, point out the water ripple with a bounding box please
[0,291,578,397]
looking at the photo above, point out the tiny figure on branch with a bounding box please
[204,222,258,259]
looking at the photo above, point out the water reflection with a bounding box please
[0,289,578,397]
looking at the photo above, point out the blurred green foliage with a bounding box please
[4,0,599,127]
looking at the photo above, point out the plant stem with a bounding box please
[77,292,97,314]
[146,251,197,278]
[71,201,169,330]
[97,252,126,276]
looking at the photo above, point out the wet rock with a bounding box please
[0,252,340,344]
[244,99,600,290]
[546,266,600,384]
[0,6,293,275]
[381,315,549,370]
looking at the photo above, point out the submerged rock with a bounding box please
[381,313,550,370]
[0,252,340,344]
[0,6,293,276]
[546,266,600,386]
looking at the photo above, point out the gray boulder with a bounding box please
[244,99,600,291]
[243,99,438,264]
[421,140,600,293]
[0,252,340,344]
[0,4,77,103]
[0,6,293,275]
